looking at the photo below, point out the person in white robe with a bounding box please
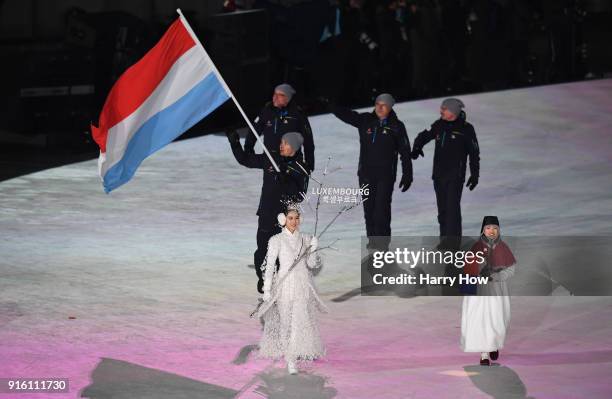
[256,205,328,374]
[461,215,516,366]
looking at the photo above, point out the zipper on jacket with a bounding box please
[373,119,386,144]
[275,109,288,135]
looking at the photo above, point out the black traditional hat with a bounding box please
[481,216,500,233]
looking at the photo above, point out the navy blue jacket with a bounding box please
[413,112,480,181]
[331,105,412,181]
[244,101,315,172]
[230,140,309,219]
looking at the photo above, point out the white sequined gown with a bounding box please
[257,227,328,362]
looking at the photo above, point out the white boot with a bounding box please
[287,360,298,375]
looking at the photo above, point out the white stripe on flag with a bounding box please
[101,46,216,177]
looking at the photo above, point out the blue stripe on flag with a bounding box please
[103,73,229,193]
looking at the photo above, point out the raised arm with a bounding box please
[330,104,367,128]
[244,106,266,154]
[226,130,267,169]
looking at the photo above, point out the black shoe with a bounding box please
[490,350,499,361]
[257,279,264,294]
[480,358,490,366]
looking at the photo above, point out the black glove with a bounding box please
[225,129,240,145]
[276,173,287,184]
[275,164,289,184]
[411,148,424,160]
[466,175,478,191]
[399,175,412,192]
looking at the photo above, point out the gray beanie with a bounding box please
[441,98,465,116]
[375,93,395,108]
[274,83,296,102]
[281,132,304,152]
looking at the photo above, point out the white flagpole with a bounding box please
[176,8,281,172]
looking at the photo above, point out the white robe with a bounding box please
[461,265,515,352]
[257,228,328,362]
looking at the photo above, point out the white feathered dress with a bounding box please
[257,227,328,362]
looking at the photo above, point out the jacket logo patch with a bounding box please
[266,120,272,127]
[367,128,372,135]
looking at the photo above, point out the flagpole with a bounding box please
[176,8,281,173]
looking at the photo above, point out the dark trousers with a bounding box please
[433,177,464,240]
[254,214,281,282]
[360,176,394,250]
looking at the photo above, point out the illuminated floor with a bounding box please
[1,79,612,398]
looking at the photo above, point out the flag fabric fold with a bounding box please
[92,16,230,193]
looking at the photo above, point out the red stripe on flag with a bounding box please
[92,18,195,152]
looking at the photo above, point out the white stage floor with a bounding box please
[1,80,612,398]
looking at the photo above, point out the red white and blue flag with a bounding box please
[91,14,230,193]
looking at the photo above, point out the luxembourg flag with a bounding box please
[91,12,230,193]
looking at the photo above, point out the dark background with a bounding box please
[1,0,611,181]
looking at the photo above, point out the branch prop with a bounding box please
[300,191,315,213]
[311,157,343,236]
[313,157,332,236]
[296,162,321,185]
[250,157,364,318]
[316,199,366,240]
[250,240,340,318]
[323,156,331,176]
